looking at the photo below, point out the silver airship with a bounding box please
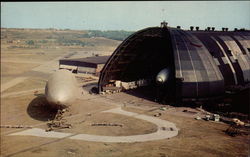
[156,68,170,85]
[45,69,79,108]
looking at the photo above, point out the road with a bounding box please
[1,77,28,92]
[9,107,178,143]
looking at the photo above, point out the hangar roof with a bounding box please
[61,56,110,64]
[59,56,110,68]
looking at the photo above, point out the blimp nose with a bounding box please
[46,90,69,105]
[156,77,163,84]
[156,68,170,85]
[49,94,68,105]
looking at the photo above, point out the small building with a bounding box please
[59,56,110,75]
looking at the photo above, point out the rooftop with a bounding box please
[60,56,110,64]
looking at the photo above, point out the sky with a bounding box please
[1,1,250,31]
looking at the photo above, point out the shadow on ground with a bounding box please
[125,85,250,120]
[124,86,157,102]
[124,85,192,107]
[27,94,57,121]
[203,88,250,120]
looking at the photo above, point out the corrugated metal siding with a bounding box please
[191,32,250,86]
[194,34,235,86]
[59,65,77,70]
[169,28,224,98]
[185,33,224,97]
[78,66,96,74]
[234,36,250,58]
[219,36,250,82]
[210,36,239,85]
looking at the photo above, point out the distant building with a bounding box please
[59,56,110,75]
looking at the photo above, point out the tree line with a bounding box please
[82,30,134,41]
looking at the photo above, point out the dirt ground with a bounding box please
[1,92,249,157]
[1,28,249,157]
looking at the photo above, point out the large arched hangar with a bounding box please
[98,24,250,102]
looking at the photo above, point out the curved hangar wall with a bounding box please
[98,26,250,100]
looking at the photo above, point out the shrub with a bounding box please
[26,40,35,45]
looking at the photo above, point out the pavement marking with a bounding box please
[1,77,27,92]
[9,128,73,138]
[1,59,44,64]
[8,107,179,143]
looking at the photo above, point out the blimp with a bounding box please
[45,69,79,108]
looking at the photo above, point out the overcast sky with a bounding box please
[1,1,250,31]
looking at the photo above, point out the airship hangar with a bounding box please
[98,22,250,110]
